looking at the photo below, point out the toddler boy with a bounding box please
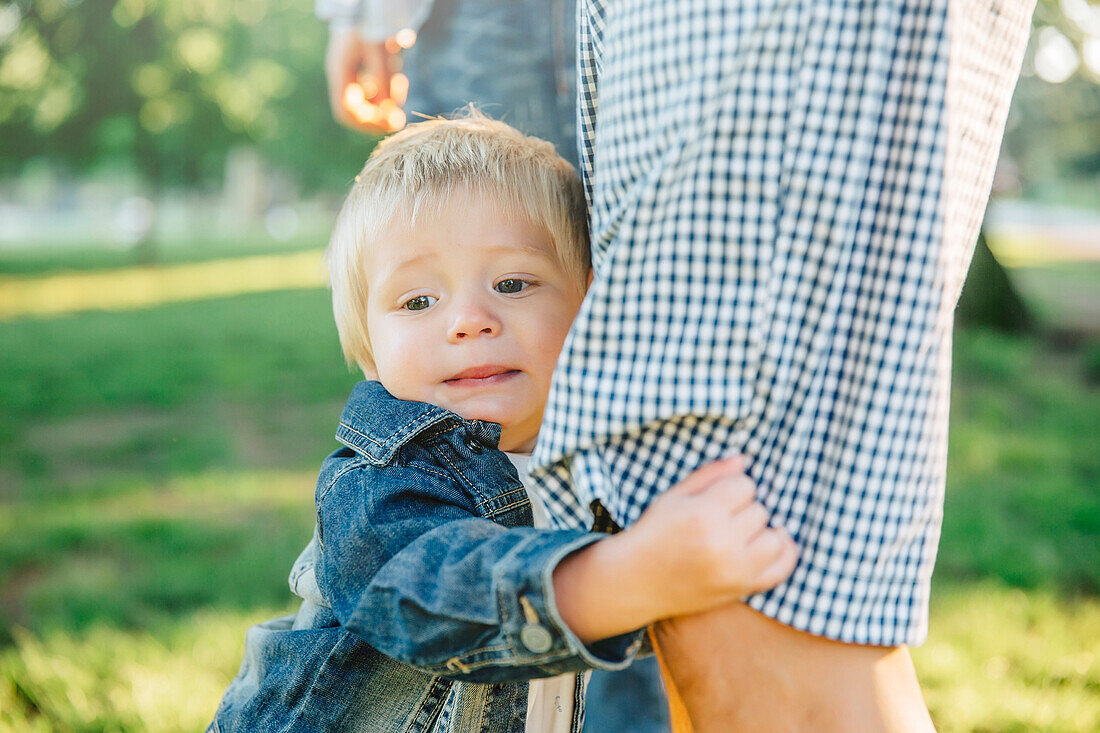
[210,114,797,733]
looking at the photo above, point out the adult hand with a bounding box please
[325,27,408,135]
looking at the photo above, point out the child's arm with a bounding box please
[315,454,795,683]
[553,455,798,643]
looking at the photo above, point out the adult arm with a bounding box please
[534,0,1035,728]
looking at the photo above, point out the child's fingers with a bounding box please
[729,501,770,540]
[750,533,800,589]
[724,476,758,513]
[746,525,792,559]
[665,454,747,497]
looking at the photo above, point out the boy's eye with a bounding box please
[495,279,529,294]
[403,295,437,311]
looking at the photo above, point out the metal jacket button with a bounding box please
[465,436,483,454]
[520,623,553,653]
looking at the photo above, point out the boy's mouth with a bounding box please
[444,366,520,386]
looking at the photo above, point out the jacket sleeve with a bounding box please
[315,462,645,683]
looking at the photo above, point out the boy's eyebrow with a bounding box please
[478,242,557,260]
[378,243,557,283]
[379,253,432,277]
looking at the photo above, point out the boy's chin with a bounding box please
[448,397,517,423]
[497,431,538,454]
[440,398,540,451]
[463,411,538,453]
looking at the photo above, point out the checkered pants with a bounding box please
[531,0,1033,646]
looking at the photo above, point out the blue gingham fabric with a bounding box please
[530,0,1033,646]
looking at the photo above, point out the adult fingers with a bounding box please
[325,31,360,115]
[325,35,401,134]
[361,42,395,104]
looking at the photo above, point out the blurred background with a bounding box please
[0,0,1098,731]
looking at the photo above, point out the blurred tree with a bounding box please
[0,0,1096,207]
[0,0,376,191]
[964,1,1099,334]
[1003,0,1100,206]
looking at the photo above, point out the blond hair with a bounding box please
[326,111,590,374]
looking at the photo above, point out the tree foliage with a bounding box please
[1003,0,1100,204]
[1,0,1098,201]
[0,0,376,190]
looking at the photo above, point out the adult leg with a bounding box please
[538,24,955,733]
[533,0,1034,728]
[648,4,1036,725]
[404,0,578,167]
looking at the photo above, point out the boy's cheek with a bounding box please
[586,269,594,289]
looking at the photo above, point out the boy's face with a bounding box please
[365,190,586,452]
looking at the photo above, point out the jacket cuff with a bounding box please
[499,531,646,672]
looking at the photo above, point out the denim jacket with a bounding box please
[210,381,644,733]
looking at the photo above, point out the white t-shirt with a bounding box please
[506,451,584,733]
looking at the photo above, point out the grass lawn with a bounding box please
[0,233,330,278]
[0,281,1097,731]
[1007,261,1100,337]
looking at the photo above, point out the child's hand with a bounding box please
[618,455,798,620]
[552,456,798,643]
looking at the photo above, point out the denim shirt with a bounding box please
[210,381,644,733]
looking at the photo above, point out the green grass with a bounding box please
[942,329,1100,594]
[0,288,358,498]
[0,233,328,277]
[0,277,1097,730]
[1,604,295,732]
[915,582,1100,732]
[0,469,316,637]
[1007,262,1100,335]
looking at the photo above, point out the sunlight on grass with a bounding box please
[986,232,1100,267]
[0,249,325,320]
[16,467,320,523]
[2,585,1095,732]
[1,606,291,733]
[917,583,1100,732]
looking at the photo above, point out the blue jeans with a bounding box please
[403,0,578,168]
[584,655,670,733]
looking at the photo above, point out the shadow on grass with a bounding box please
[0,469,317,643]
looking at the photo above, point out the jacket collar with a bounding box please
[335,381,502,465]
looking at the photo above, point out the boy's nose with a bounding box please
[447,302,501,342]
